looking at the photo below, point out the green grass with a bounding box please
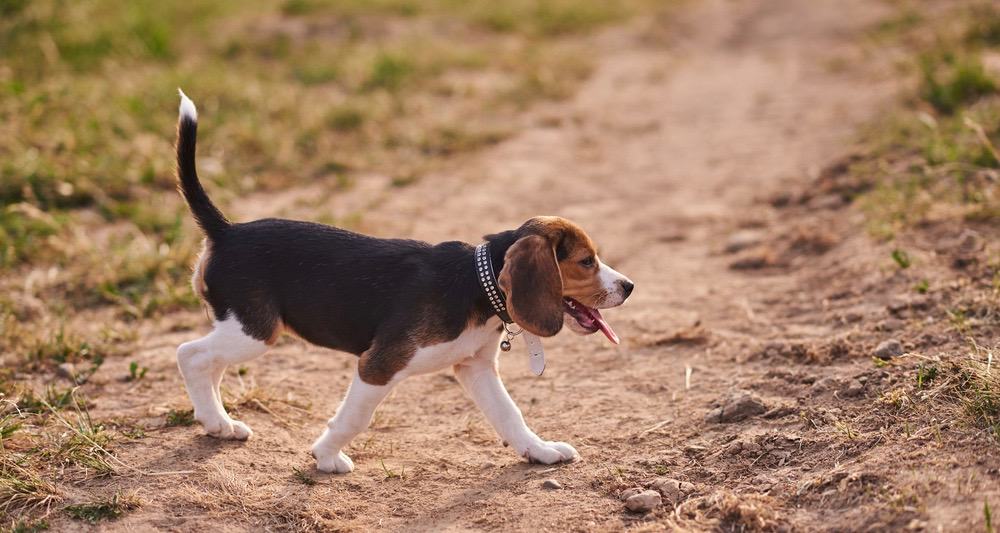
[291,467,316,486]
[957,359,1000,440]
[379,458,404,480]
[0,0,666,526]
[325,106,366,132]
[15,386,77,415]
[126,361,148,382]
[0,462,60,520]
[966,4,1000,47]
[363,52,414,91]
[919,52,996,115]
[64,492,140,524]
[0,0,646,288]
[987,498,995,533]
[856,3,1000,237]
[916,364,939,388]
[165,409,195,427]
[891,249,912,269]
[851,2,1000,455]
[8,519,50,533]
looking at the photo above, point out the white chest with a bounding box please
[401,318,502,378]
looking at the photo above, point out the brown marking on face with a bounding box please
[520,216,606,308]
[499,234,564,337]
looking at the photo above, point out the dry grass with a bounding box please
[0,386,123,528]
[224,375,313,429]
[180,462,331,530]
[657,490,788,532]
[841,2,1000,448]
[856,3,1000,240]
[0,460,61,522]
[0,0,673,527]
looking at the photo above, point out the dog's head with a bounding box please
[487,216,634,342]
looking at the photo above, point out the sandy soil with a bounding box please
[54,0,1000,531]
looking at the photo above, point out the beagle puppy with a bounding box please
[173,91,634,472]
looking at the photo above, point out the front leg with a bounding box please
[453,343,578,464]
[311,370,393,473]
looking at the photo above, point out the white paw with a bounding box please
[313,449,354,474]
[523,440,579,464]
[229,420,253,440]
[199,414,253,441]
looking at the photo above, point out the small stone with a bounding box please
[878,318,904,332]
[938,228,984,257]
[651,478,682,500]
[624,490,662,513]
[762,405,797,419]
[620,487,644,501]
[729,250,776,270]
[770,191,793,207]
[874,339,903,360]
[724,230,763,254]
[56,363,76,381]
[704,392,767,423]
[887,296,930,315]
[840,379,865,398]
[650,478,695,503]
[956,229,984,253]
[541,479,563,490]
[812,377,836,389]
[807,194,845,210]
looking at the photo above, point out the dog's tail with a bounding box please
[175,89,230,240]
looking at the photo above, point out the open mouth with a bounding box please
[563,297,620,345]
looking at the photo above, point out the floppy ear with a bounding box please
[497,235,564,337]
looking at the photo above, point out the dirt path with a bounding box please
[65,0,968,530]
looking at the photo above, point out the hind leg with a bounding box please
[177,316,268,440]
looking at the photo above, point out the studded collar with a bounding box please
[474,242,513,324]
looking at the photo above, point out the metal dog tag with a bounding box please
[523,332,545,376]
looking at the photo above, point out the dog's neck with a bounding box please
[469,231,519,326]
[475,242,513,324]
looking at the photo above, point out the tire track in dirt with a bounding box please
[77,0,906,531]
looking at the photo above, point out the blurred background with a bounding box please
[3,0,1000,531]
[0,0,658,320]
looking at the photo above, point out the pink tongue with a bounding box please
[591,309,620,345]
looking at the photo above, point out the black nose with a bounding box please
[620,280,634,299]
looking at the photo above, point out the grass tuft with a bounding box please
[987,498,995,533]
[891,249,912,269]
[364,52,414,91]
[165,409,195,427]
[292,467,316,486]
[920,53,996,115]
[8,519,50,533]
[325,106,366,132]
[0,460,60,519]
[64,492,140,524]
[126,361,148,382]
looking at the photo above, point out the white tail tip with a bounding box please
[178,88,197,121]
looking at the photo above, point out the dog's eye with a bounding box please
[579,256,595,268]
